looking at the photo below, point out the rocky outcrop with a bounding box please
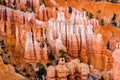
[0,6,48,67]
[47,58,90,80]
[56,58,69,80]
[0,2,117,79]
[24,32,35,63]
[47,66,56,80]
[0,56,27,80]
[47,8,114,79]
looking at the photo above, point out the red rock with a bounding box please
[34,40,41,61]
[19,0,26,10]
[112,42,120,80]
[0,8,5,33]
[33,0,40,9]
[43,43,48,60]
[52,7,58,19]
[24,32,35,63]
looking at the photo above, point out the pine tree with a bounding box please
[100,76,104,80]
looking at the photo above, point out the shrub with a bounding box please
[0,0,2,5]
[22,68,27,72]
[3,50,8,54]
[68,6,72,14]
[37,67,46,75]
[110,13,117,26]
[36,62,42,68]
[100,76,104,80]
[46,63,52,67]
[26,74,30,77]
[0,40,4,45]
[86,12,93,19]
[96,10,101,13]
[59,49,67,58]
[48,53,55,61]
[100,19,105,26]
[15,69,20,73]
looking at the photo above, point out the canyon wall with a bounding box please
[0,6,48,67]
[0,1,119,79]
[47,8,113,77]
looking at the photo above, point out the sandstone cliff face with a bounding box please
[46,8,114,80]
[1,0,120,25]
[0,6,47,67]
[0,1,119,79]
[0,56,27,80]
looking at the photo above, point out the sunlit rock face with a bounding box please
[94,34,105,71]
[24,32,35,63]
[47,66,56,80]
[47,7,114,79]
[36,5,71,21]
[79,63,90,80]
[0,6,48,67]
[112,42,120,80]
[0,1,118,79]
[55,32,66,57]
[47,58,90,80]
[0,8,5,33]
[56,58,69,79]
[18,0,26,10]
[47,8,100,60]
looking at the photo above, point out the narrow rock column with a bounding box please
[55,32,66,57]
[6,8,13,36]
[80,24,88,63]
[43,42,48,60]
[19,0,26,10]
[24,32,35,63]
[112,42,120,80]
[80,63,90,80]
[86,24,95,66]
[67,22,73,57]
[33,0,40,9]
[94,34,105,71]
[56,58,69,80]
[0,8,5,33]
[34,40,41,61]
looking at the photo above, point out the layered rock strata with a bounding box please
[47,58,90,80]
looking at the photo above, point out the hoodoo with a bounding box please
[0,0,119,80]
